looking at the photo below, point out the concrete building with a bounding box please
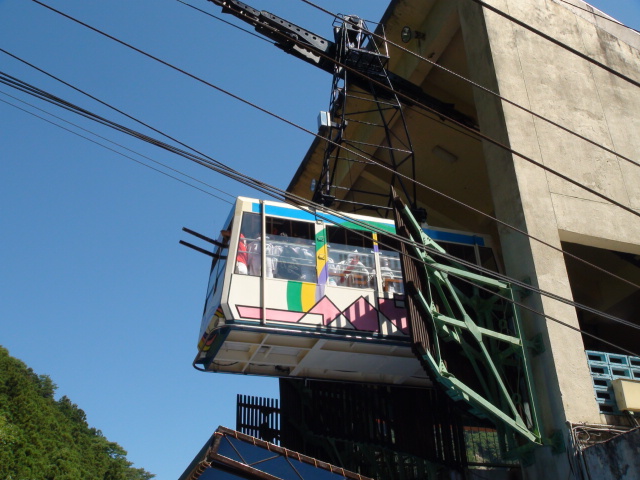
[287,0,640,477]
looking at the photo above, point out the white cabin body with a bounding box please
[195,197,496,386]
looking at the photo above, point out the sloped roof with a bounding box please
[179,426,374,480]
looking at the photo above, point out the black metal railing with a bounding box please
[236,394,280,444]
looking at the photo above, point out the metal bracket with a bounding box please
[393,192,543,451]
[527,333,546,356]
[543,430,566,454]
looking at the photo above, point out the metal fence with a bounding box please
[236,394,280,444]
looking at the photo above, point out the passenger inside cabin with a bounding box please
[247,235,280,278]
[294,236,315,282]
[276,234,316,282]
[380,257,395,294]
[220,229,248,275]
[236,233,248,275]
[338,250,370,288]
[231,213,261,276]
[327,245,339,286]
[275,233,301,280]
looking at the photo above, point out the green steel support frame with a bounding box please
[392,194,542,447]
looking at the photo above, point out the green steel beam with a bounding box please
[393,194,542,449]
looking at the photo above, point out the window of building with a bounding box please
[563,241,640,355]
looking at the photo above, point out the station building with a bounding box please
[285,0,640,477]
[185,0,640,478]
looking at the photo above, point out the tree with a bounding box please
[0,346,155,480]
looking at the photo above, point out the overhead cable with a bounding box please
[7,10,640,294]
[0,47,236,200]
[3,70,638,358]
[169,3,640,289]
[169,0,640,219]
[466,0,640,89]
[297,0,640,171]
[0,91,234,204]
[31,0,640,220]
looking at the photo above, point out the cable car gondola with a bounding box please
[194,197,496,386]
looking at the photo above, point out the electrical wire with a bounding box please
[555,0,640,34]
[3,70,638,357]
[169,3,640,291]
[32,0,640,224]
[0,91,234,205]
[298,0,640,173]
[465,0,640,89]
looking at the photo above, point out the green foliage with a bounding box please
[0,345,155,480]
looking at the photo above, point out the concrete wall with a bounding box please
[582,427,640,479]
[458,0,640,477]
[474,0,640,252]
[290,0,639,475]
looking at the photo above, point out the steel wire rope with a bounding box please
[0,91,234,205]
[5,44,636,322]
[34,0,640,224]
[3,55,639,325]
[8,6,640,338]
[4,72,636,344]
[298,0,640,171]
[0,48,234,201]
[464,0,640,89]
[555,0,640,34]
[179,0,640,220]
[175,1,640,291]
[0,74,278,201]
[33,0,640,222]
[4,70,638,357]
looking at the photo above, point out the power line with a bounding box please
[297,0,640,176]
[10,7,640,295]
[178,0,640,220]
[466,0,640,89]
[0,91,234,205]
[3,71,638,357]
[174,2,640,291]
[555,0,640,34]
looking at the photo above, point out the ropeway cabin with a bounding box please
[195,197,498,386]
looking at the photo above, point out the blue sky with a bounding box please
[1,1,639,479]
